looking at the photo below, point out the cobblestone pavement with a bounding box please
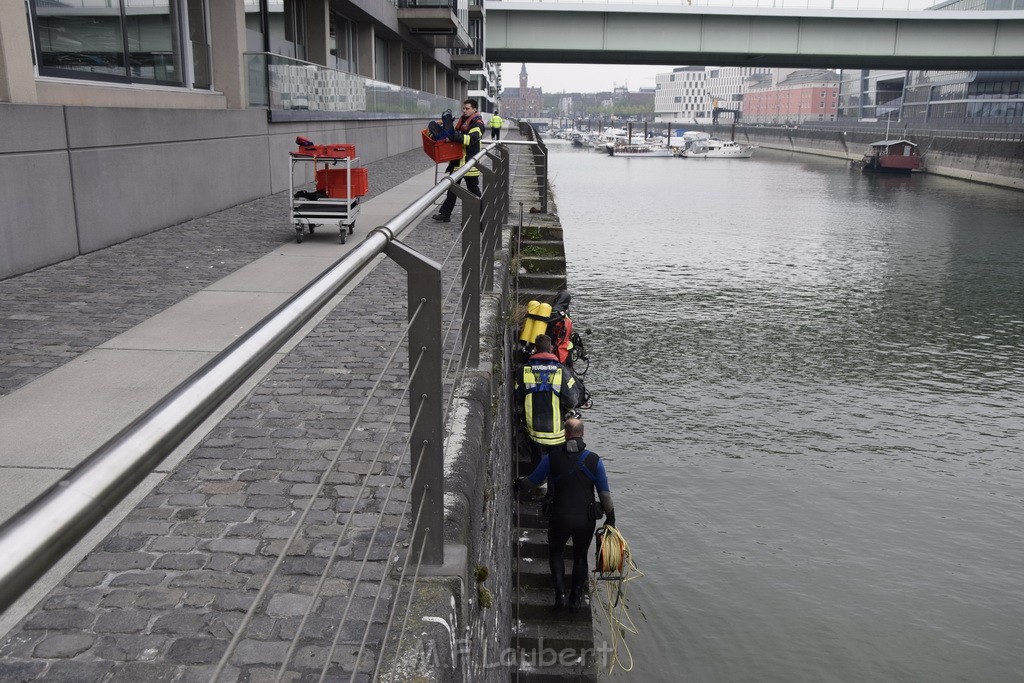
[0,149,434,398]
[0,137,533,681]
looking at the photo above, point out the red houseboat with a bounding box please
[857,139,923,174]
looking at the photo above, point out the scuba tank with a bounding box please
[519,300,552,345]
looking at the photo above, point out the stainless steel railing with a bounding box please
[0,140,537,622]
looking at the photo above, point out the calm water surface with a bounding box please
[547,142,1024,682]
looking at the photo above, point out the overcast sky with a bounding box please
[503,63,675,94]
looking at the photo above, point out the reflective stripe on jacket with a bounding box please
[515,353,580,445]
[455,114,485,177]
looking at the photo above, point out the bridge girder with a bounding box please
[484,3,1024,71]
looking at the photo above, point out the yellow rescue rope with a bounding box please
[593,524,644,674]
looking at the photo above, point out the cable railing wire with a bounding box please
[373,449,429,683]
[342,416,429,681]
[272,359,425,682]
[212,302,426,679]
[319,401,427,681]
[386,488,431,682]
[272,192,478,677]
[438,218,471,271]
[442,331,476,430]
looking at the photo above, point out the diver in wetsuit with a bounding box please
[516,418,616,611]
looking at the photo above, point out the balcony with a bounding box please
[397,0,473,49]
[244,53,458,121]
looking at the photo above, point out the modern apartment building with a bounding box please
[836,0,1024,126]
[0,0,500,279]
[654,67,708,124]
[706,67,774,116]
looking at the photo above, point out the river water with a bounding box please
[546,141,1024,682]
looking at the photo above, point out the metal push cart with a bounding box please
[288,151,364,244]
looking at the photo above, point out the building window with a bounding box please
[29,0,210,88]
[330,11,357,73]
[374,36,389,81]
[268,0,307,60]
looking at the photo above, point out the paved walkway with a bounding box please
[0,135,534,680]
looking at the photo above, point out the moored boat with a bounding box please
[606,143,674,157]
[677,138,756,159]
[854,139,923,174]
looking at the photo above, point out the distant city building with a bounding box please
[500,64,544,118]
[706,67,774,116]
[837,0,1024,126]
[469,62,502,115]
[743,69,840,125]
[654,67,708,123]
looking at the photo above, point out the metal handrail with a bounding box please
[0,142,526,614]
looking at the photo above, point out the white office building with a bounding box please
[654,67,709,123]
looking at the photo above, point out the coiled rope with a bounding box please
[593,524,644,674]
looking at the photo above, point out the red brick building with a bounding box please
[500,63,543,118]
[744,69,840,125]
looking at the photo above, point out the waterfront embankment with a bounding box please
[736,125,1024,190]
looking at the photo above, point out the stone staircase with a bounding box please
[507,130,597,681]
[510,440,598,682]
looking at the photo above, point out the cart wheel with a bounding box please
[348,221,355,235]
[339,231,346,245]
[308,224,315,234]
[296,232,303,244]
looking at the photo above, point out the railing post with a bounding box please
[449,183,482,370]
[382,239,445,565]
[497,145,511,227]
[478,161,499,293]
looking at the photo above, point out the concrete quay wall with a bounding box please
[0,103,424,280]
[736,126,1024,191]
[378,232,518,683]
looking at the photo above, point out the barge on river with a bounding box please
[853,139,923,174]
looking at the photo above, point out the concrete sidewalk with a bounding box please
[1,156,438,525]
[0,148,442,643]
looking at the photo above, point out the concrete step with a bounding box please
[512,620,596,658]
[516,272,567,292]
[511,666,597,683]
[519,254,567,275]
[512,584,594,625]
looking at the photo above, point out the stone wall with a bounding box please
[736,126,1024,191]
[377,228,516,682]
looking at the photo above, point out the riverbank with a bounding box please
[735,125,1024,191]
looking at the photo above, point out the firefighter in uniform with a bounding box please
[515,334,581,469]
[433,98,485,223]
[489,111,504,140]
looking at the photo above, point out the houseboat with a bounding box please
[856,139,923,174]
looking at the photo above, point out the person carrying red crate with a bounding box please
[432,98,485,223]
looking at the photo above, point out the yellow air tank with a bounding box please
[520,300,541,343]
[529,302,552,344]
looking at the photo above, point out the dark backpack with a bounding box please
[440,109,455,137]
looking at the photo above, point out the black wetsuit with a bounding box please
[528,441,611,601]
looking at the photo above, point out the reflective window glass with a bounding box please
[34,3,127,78]
[30,0,203,88]
[125,0,182,84]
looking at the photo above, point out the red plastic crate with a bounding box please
[421,129,463,163]
[316,167,368,198]
[293,143,356,159]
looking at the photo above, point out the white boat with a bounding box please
[606,142,674,157]
[677,138,756,159]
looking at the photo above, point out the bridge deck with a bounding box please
[485,2,1024,70]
